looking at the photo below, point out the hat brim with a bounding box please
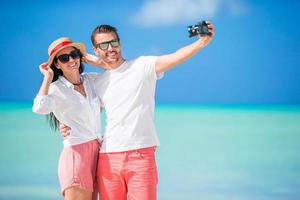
[47,42,87,65]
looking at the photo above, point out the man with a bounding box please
[62,23,215,200]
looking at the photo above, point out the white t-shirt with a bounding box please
[94,56,163,153]
[32,74,101,147]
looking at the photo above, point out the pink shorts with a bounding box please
[58,139,99,196]
[97,146,158,200]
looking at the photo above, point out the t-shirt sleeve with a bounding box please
[140,56,164,80]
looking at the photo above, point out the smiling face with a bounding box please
[55,46,81,75]
[93,32,124,68]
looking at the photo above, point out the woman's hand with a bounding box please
[39,62,54,79]
[37,62,54,96]
[82,54,110,70]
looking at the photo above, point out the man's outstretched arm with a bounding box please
[155,22,215,74]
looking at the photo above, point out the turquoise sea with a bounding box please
[0,102,300,200]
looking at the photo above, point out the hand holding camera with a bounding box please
[188,21,214,38]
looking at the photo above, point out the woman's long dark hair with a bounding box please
[47,47,84,131]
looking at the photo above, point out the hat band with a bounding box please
[50,41,73,56]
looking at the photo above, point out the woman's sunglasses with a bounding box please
[56,49,81,63]
[96,39,120,50]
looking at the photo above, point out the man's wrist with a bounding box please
[196,38,207,48]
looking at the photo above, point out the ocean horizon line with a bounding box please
[0,101,300,112]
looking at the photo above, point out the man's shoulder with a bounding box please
[129,56,157,66]
[82,72,102,80]
[136,55,157,61]
[91,71,108,85]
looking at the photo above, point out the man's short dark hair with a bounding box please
[91,25,120,47]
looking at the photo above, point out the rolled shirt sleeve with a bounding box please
[32,95,56,114]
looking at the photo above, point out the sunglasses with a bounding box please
[96,39,120,50]
[56,49,81,63]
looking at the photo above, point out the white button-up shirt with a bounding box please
[33,73,101,147]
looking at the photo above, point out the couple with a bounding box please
[33,24,215,200]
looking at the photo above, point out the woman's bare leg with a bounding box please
[64,186,93,200]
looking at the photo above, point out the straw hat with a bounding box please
[47,37,87,65]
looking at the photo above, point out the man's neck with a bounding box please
[106,58,125,70]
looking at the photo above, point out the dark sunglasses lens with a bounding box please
[57,49,81,63]
[111,40,119,47]
[70,49,81,59]
[99,43,109,50]
[57,54,70,63]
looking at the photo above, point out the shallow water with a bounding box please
[1,103,300,200]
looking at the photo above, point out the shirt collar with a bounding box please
[59,75,83,89]
[106,60,127,73]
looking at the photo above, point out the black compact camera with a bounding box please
[188,21,211,37]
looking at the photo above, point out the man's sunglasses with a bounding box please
[56,49,81,63]
[96,39,120,50]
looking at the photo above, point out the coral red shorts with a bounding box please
[58,139,99,196]
[97,146,158,200]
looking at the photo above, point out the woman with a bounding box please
[33,37,101,200]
